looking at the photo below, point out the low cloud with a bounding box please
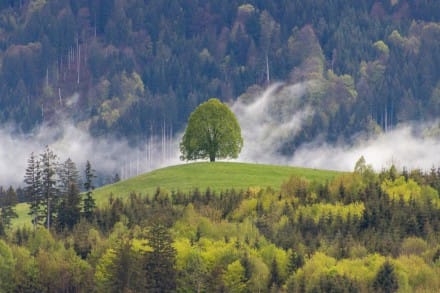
[232,82,440,172]
[0,121,181,187]
[3,81,440,188]
[232,82,314,164]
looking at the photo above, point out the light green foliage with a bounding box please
[382,176,421,202]
[36,244,93,292]
[0,239,16,292]
[373,40,390,57]
[11,245,40,292]
[94,247,117,291]
[259,244,289,281]
[395,255,439,290]
[27,227,56,255]
[223,260,247,293]
[294,202,365,223]
[180,98,243,162]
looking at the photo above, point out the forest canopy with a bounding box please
[0,0,438,153]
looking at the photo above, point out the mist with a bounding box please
[232,82,440,172]
[0,121,181,187]
[3,81,440,188]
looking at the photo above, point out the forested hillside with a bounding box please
[0,0,439,151]
[1,161,440,291]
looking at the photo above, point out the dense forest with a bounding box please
[0,0,439,152]
[0,157,440,292]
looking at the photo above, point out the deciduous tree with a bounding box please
[180,98,243,162]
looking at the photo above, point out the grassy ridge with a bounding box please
[12,162,341,228]
[93,162,341,205]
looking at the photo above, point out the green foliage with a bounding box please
[0,239,16,292]
[0,186,18,230]
[373,260,399,293]
[6,161,440,291]
[83,160,97,222]
[223,260,247,292]
[145,224,177,292]
[180,98,243,162]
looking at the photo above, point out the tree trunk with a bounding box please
[210,154,215,162]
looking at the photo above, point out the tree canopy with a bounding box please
[180,98,243,162]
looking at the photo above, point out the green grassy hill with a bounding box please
[93,162,341,205]
[13,162,341,228]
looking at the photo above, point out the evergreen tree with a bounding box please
[145,224,177,292]
[40,146,59,229]
[58,158,79,196]
[83,160,96,221]
[57,158,81,230]
[0,186,18,230]
[57,183,81,231]
[24,152,43,229]
[373,261,399,293]
[268,257,281,289]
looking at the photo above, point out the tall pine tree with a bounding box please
[83,160,96,221]
[144,224,177,292]
[24,152,42,229]
[57,158,81,230]
[0,186,18,230]
[40,146,59,230]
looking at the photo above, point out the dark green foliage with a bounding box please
[57,183,81,231]
[144,224,177,293]
[0,1,438,148]
[0,186,18,230]
[83,160,96,222]
[39,146,59,230]
[314,274,360,293]
[57,158,81,231]
[372,261,399,293]
[24,152,42,228]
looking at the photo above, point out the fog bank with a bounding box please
[0,122,180,187]
[233,82,440,172]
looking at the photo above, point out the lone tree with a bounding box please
[180,98,243,162]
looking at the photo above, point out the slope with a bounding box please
[93,162,341,205]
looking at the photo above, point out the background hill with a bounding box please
[0,0,439,154]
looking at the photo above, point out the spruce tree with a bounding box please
[373,261,399,293]
[40,146,59,229]
[83,160,96,221]
[144,224,177,292]
[0,186,18,230]
[57,158,81,230]
[24,152,43,229]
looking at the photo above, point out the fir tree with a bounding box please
[145,224,177,292]
[0,186,18,230]
[373,261,399,293]
[83,160,96,221]
[57,158,81,230]
[40,146,59,229]
[24,152,42,229]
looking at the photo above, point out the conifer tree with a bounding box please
[0,186,18,230]
[24,152,42,228]
[40,146,59,229]
[373,261,399,293]
[57,158,81,230]
[144,224,177,292]
[83,160,96,221]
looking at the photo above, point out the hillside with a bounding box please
[0,1,439,154]
[13,162,340,227]
[4,160,440,292]
[93,162,340,204]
